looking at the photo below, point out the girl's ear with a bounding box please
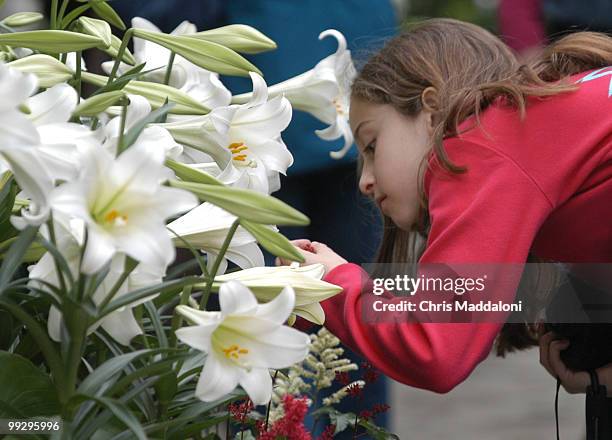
[421,86,438,136]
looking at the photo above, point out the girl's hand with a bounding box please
[275,239,348,276]
[538,329,612,396]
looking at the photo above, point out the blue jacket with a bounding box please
[223,0,397,175]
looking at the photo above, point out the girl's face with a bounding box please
[350,97,433,230]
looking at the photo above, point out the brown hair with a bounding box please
[352,18,612,356]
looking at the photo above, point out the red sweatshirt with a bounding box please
[321,68,612,393]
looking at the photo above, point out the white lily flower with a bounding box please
[103,94,183,159]
[50,140,198,274]
[102,17,231,109]
[160,72,293,194]
[0,63,56,227]
[28,219,164,346]
[175,281,310,404]
[232,29,357,159]
[24,83,99,183]
[167,202,264,275]
[213,264,342,325]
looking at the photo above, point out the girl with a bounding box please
[278,18,612,396]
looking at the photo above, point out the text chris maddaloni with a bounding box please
[370,274,523,313]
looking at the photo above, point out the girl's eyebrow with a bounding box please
[353,119,373,145]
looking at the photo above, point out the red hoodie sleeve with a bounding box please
[321,139,554,393]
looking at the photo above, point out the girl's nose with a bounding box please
[359,171,375,197]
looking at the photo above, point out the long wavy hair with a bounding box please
[352,18,612,355]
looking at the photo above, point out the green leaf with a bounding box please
[132,28,261,77]
[0,310,14,350]
[0,226,38,291]
[73,90,125,117]
[90,62,147,95]
[0,173,17,229]
[143,301,168,348]
[154,372,177,408]
[82,71,208,114]
[80,395,145,440]
[2,12,44,27]
[239,219,304,262]
[358,418,400,440]
[0,351,60,417]
[89,1,126,30]
[118,102,175,152]
[169,180,310,226]
[100,276,201,319]
[60,3,92,29]
[0,30,105,53]
[77,349,169,396]
[164,159,223,186]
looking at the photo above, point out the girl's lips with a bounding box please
[376,196,387,210]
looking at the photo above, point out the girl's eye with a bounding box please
[364,140,376,154]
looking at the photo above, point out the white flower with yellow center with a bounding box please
[176,281,310,404]
[160,72,293,194]
[232,29,357,159]
[29,219,164,346]
[49,140,198,274]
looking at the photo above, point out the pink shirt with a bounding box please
[321,69,612,392]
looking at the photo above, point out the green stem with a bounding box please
[170,285,192,349]
[0,22,15,33]
[47,217,68,294]
[107,29,133,85]
[163,52,175,86]
[98,257,137,310]
[199,219,239,309]
[264,370,279,431]
[352,413,359,439]
[63,309,88,418]
[57,0,70,27]
[75,51,82,100]
[116,97,129,155]
[50,0,58,30]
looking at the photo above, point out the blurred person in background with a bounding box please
[499,0,612,60]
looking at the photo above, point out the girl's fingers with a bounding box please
[291,239,312,249]
[539,331,556,377]
[548,340,589,394]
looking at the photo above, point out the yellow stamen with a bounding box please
[104,209,128,226]
[222,344,249,360]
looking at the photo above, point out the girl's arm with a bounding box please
[317,139,554,392]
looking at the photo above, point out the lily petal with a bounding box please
[219,280,258,316]
[239,367,272,406]
[195,354,241,402]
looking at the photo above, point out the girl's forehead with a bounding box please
[350,99,383,124]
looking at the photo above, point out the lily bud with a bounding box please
[0,30,106,53]
[73,17,112,48]
[7,54,74,88]
[211,264,343,325]
[169,179,310,226]
[132,28,261,77]
[81,71,209,115]
[2,12,43,27]
[193,24,277,54]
